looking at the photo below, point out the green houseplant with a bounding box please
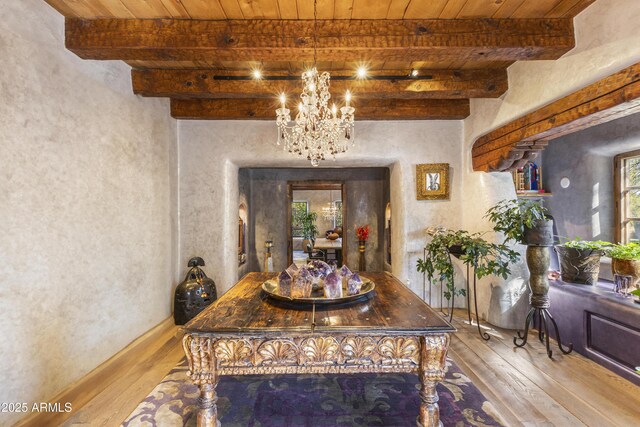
[297,211,318,252]
[554,239,612,285]
[607,242,640,288]
[485,199,552,246]
[416,229,520,301]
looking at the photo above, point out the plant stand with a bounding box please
[514,246,574,358]
[423,248,490,340]
[464,264,491,341]
[423,248,447,319]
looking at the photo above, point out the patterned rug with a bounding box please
[122,359,504,427]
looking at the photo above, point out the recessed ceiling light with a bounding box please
[356,66,368,79]
[410,69,419,77]
[252,69,263,79]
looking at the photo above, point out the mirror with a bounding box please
[287,181,346,267]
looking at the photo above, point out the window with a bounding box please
[615,150,640,243]
[291,201,308,238]
[333,200,343,228]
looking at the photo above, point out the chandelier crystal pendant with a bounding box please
[275,0,355,167]
[321,192,339,221]
[321,203,339,221]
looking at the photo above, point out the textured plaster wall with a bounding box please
[462,0,640,328]
[178,120,464,304]
[243,168,388,273]
[543,112,640,244]
[0,1,178,423]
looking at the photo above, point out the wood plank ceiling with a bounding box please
[45,0,597,120]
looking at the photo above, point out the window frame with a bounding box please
[614,149,640,243]
[333,200,343,229]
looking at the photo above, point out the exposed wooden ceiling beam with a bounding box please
[132,69,507,99]
[472,62,640,172]
[170,98,470,120]
[65,18,575,62]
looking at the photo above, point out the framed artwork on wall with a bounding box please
[416,163,450,200]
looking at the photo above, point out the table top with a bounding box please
[314,237,342,249]
[184,272,455,336]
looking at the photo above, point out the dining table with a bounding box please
[313,237,342,249]
[313,237,343,264]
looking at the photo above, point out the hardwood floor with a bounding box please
[448,311,640,427]
[17,312,640,427]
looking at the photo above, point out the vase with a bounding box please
[302,238,315,254]
[358,240,366,271]
[523,219,555,246]
[174,257,217,325]
[448,244,464,259]
[612,258,640,288]
[554,246,603,285]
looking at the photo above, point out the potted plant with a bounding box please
[299,211,318,253]
[486,199,556,330]
[607,242,640,288]
[554,239,612,285]
[485,199,552,246]
[416,229,520,302]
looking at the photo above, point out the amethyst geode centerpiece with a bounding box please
[285,263,298,277]
[278,270,293,298]
[274,262,368,301]
[338,265,352,287]
[305,260,333,289]
[291,268,313,298]
[347,272,363,295]
[324,272,343,299]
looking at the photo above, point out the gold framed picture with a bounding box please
[416,163,450,200]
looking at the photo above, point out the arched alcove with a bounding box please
[238,203,248,265]
[385,202,392,265]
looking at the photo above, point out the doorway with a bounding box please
[287,181,347,267]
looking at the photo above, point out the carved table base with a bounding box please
[183,333,450,427]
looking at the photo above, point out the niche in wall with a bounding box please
[542,112,640,245]
[238,203,248,265]
[385,202,392,265]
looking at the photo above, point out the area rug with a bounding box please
[122,358,503,427]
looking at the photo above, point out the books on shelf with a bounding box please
[512,161,546,194]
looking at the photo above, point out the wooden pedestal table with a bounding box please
[182,272,455,427]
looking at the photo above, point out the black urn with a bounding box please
[173,257,217,325]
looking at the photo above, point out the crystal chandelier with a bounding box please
[275,0,355,167]
[322,202,339,221]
